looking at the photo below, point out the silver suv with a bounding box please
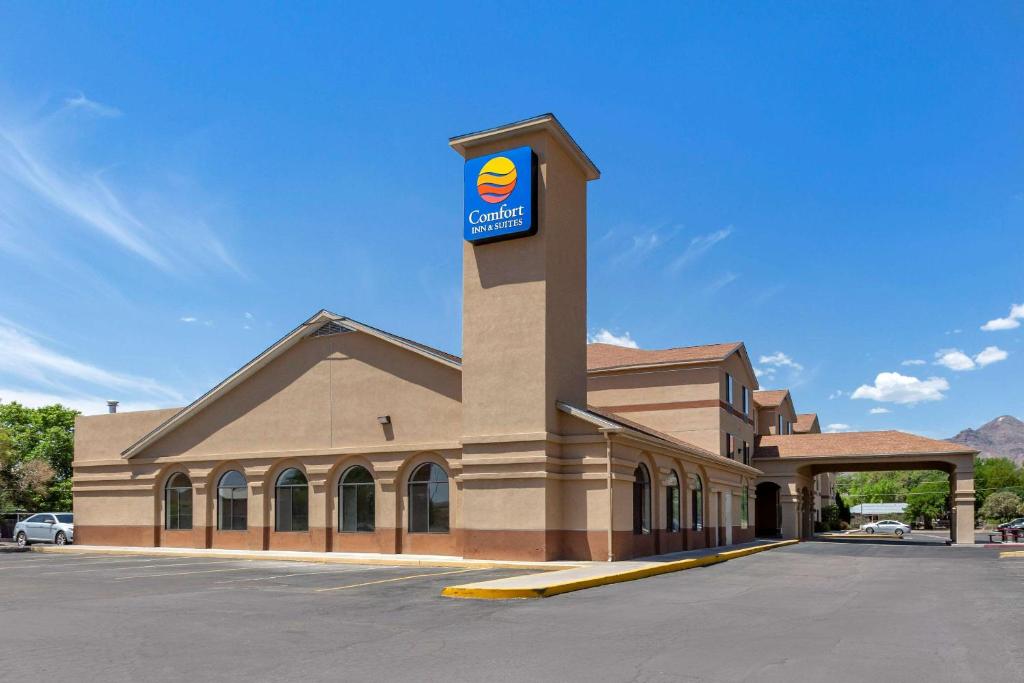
[13,513,74,546]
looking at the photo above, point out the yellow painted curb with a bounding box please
[441,540,799,600]
[999,551,1024,558]
[28,545,577,571]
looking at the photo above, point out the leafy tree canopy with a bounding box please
[0,402,78,512]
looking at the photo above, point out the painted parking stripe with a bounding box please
[213,567,374,584]
[37,560,239,576]
[314,567,482,593]
[113,565,261,580]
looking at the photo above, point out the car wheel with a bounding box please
[16,531,29,547]
[865,527,874,534]
[895,529,904,537]
[55,531,67,546]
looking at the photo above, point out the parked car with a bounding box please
[997,517,1024,531]
[861,520,911,537]
[13,513,74,546]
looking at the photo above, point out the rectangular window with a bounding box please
[777,414,783,434]
[725,373,734,404]
[743,441,750,465]
[742,387,750,416]
[726,433,735,459]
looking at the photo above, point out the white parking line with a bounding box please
[113,565,259,580]
[37,560,237,576]
[213,567,373,584]
[314,567,482,593]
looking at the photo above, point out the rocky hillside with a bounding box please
[948,415,1024,464]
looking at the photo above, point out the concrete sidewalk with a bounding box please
[442,539,797,599]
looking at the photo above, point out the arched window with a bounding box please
[165,473,193,530]
[339,465,375,532]
[275,468,308,532]
[741,484,749,529]
[408,463,449,533]
[217,470,247,531]
[633,464,651,535]
[666,470,681,532]
[692,475,704,531]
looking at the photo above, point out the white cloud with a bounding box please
[64,93,122,118]
[0,389,162,415]
[981,303,1024,331]
[669,227,733,272]
[828,390,844,400]
[869,407,891,414]
[934,349,976,371]
[0,323,182,403]
[244,312,254,320]
[589,329,639,349]
[754,366,776,380]
[0,97,241,277]
[705,271,739,293]
[759,352,804,372]
[975,345,1008,367]
[851,372,949,404]
[933,346,1009,371]
[826,423,851,432]
[901,359,926,366]
[179,316,198,323]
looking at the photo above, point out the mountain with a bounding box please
[948,415,1024,465]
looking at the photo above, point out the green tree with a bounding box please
[834,490,851,524]
[979,491,1023,523]
[974,456,1024,510]
[903,471,949,529]
[0,401,78,511]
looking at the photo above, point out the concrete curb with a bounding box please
[0,545,30,553]
[441,539,799,600]
[28,545,579,571]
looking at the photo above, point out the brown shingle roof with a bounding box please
[753,389,790,407]
[587,342,742,372]
[793,413,820,434]
[755,431,976,458]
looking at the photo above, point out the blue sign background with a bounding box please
[463,146,536,244]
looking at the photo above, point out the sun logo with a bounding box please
[476,156,518,204]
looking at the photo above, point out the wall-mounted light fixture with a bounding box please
[377,415,391,425]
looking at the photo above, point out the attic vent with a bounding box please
[312,321,353,337]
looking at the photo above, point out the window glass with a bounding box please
[23,514,43,523]
[742,387,750,416]
[165,473,193,530]
[408,463,449,533]
[632,464,651,535]
[275,468,308,532]
[218,470,248,531]
[56,514,73,524]
[340,466,375,532]
[692,476,704,531]
[666,471,680,532]
[725,373,734,404]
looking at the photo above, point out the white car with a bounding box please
[13,512,74,546]
[861,520,911,537]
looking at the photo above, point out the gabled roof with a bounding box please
[793,413,820,434]
[121,310,460,458]
[557,402,760,474]
[755,431,977,459]
[753,389,790,408]
[586,341,746,372]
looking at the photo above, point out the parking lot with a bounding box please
[2,542,1021,682]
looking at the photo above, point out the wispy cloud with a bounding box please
[826,423,851,433]
[669,227,733,272]
[975,346,1008,367]
[869,407,891,414]
[64,93,122,118]
[0,93,241,277]
[589,329,639,349]
[0,388,163,416]
[705,271,739,294]
[179,316,198,323]
[901,359,926,366]
[0,321,182,406]
[828,390,845,400]
[981,303,1024,331]
[851,372,949,404]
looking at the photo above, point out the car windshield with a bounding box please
[56,514,73,524]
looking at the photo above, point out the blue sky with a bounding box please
[0,3,1021,437]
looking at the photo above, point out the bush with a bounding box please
[979,491,1023,523]
[839,521,849,530]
